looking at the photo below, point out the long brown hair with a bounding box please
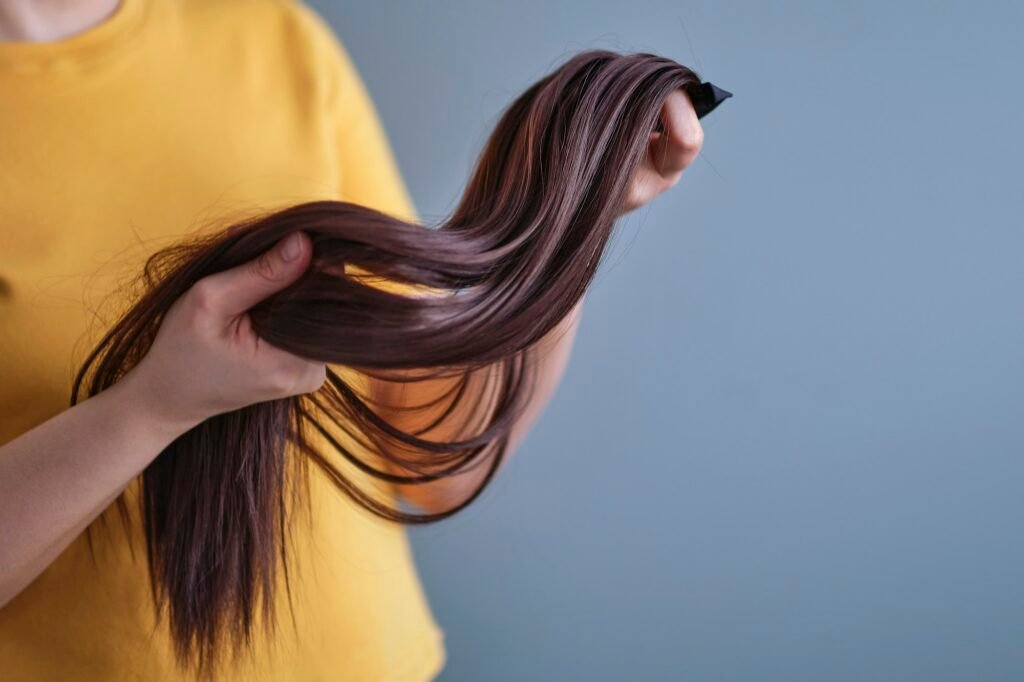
[71,50,729,677]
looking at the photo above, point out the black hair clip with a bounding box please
[688,81,733,119]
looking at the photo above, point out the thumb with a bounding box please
[200,231,312,317]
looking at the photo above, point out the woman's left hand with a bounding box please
[620,88,705,214]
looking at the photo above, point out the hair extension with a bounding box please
[70,50,730,677]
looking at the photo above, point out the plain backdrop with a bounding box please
[309,1,1024,680]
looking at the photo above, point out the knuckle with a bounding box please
[188,280,219,314]
[266,369,296,396]
[266,363,326,397]
[306,365,328,393]
[250,253,279,283]
[683,122,704,152]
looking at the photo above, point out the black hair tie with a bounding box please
[689,81,733,119]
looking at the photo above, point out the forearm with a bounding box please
[0,372,190,606]
[505,293,584,455]
[384,294,585,513]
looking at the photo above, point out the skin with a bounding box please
[0,0,705,607]
[0,0,119,41]
[378,88,705,513]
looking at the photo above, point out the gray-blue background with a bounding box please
[311,1,1024,680]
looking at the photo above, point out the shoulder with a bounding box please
[173,0,349,75]
[171,0,355,105]
[175,0,336,42]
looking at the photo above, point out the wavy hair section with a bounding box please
[71,50,729,677]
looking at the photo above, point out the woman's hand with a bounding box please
[0,231,323,606]
[119,231,327,435]
[620,88,705,215]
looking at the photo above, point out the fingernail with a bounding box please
[281,232,302,261]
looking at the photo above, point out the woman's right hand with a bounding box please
[118,230,327,436]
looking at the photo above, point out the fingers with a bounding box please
[262,352,328,396]
[649,89,704,180]
[191,231,312,318]
[619,89,706,215]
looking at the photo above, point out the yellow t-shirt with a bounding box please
[0,0,447,679]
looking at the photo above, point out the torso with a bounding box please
[0,1,445,678]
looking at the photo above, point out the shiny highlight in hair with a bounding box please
[71,50,730,677]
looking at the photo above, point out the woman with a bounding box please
[0,0,705,678]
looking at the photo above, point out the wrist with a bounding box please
[107,367,203,443]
